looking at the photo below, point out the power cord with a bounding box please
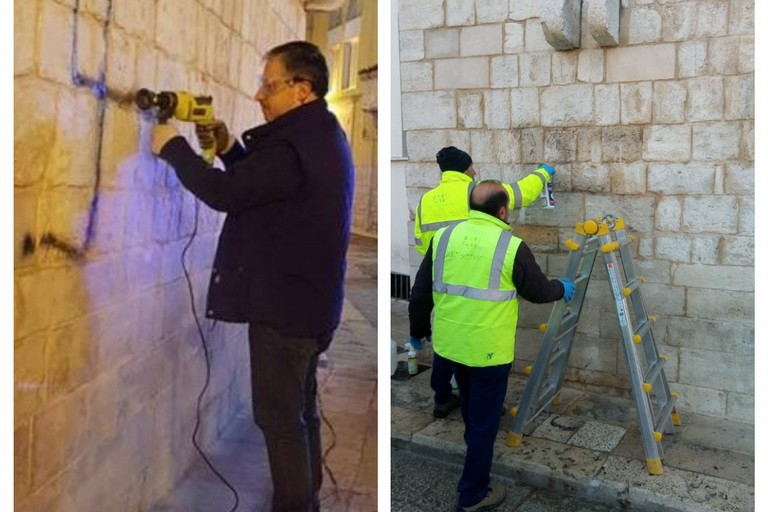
[318,393,340,505]
[181,198,240,512]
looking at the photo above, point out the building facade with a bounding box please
[393,0,754,423]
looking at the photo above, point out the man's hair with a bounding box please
[469,180,510,218]
[266,41,329,97]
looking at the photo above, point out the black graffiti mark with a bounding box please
[22,233,85,261]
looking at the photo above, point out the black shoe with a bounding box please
[434,394,461,418]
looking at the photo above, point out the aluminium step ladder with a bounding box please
[506,216,681,475]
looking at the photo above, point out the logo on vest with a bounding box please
[432,192,447,204]
[486,352,494,360]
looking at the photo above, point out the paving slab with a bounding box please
[531,414,584,443]
[567,421,626,452]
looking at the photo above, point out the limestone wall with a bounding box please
[398,0,754,422]
[14,1,307,510]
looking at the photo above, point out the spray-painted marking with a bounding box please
[22,233,85,261]
[22,0,121,261]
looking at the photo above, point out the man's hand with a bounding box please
[151,124,180,154]
[558,278,575,302]
[196,120,234,155]
[539,163,556,176]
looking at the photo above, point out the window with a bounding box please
[332,39,358,92]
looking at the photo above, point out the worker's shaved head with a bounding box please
[470,180,509,219]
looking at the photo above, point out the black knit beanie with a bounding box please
[436,146,472,173]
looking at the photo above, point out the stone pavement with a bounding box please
[391,299,755,512]
[392,448,618,512]
[149,235,378,512]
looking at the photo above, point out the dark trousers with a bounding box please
[431,351,455,405]
[248,323,333,512]
[450,360,512,508]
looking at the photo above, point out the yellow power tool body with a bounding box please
[135,88,216,164]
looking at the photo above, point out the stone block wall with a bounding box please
[14,1,306,510]
[399,0,754,422]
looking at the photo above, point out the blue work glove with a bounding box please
[539,163,556,176]
[409,336,431,350]
[558,278,575,302]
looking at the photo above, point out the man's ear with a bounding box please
[297,82,315,104]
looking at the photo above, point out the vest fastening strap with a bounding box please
[433,224,518,302]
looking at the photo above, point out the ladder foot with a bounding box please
[552,395,561,406]
[506,432,523,447]
[671,411,681,426]
[646,458,663,475]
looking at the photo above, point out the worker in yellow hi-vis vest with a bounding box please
[409,180,574,512]
[410,146,555,419]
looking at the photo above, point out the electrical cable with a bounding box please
[181,198,240,512]
[318,393,341,505]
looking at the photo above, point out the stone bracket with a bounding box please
[588,0,621,47]
[541,0,622,51]
[541,0,582,50]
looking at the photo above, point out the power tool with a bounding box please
[135,88,216,164]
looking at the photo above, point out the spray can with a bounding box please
[407,343,418,375]
[541,178,555,209]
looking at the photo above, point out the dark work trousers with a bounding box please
[249,323,333,512]
[450,360,512,508]
[431,351,455,405]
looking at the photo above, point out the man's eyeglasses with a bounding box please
[258,76,313,95]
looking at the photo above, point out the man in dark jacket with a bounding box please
[151,41,354,512]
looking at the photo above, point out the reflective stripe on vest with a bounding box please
[433,224,518,302]
[509,182,522,210]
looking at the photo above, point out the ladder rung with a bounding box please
[654,395,679,433]
[632,319,654,344]
[601,236,632,253]
[643,356,666,385]
[549,344,569,365]
[557,310,578,335]
[536,382,558,405]
[622,277,645,297]
[574,273,589,285]
[529,384,559,422]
